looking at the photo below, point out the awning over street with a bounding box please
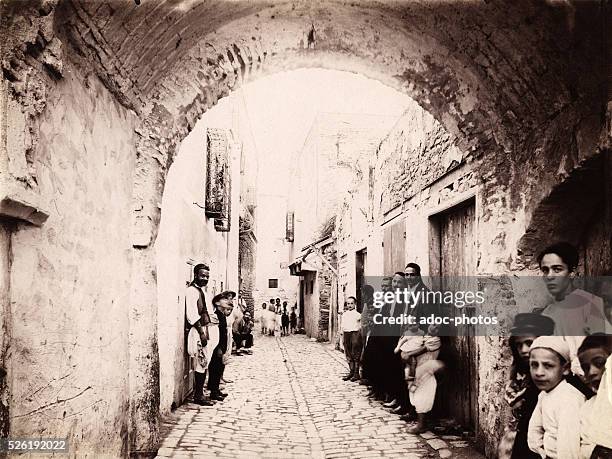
[288,256,319,276]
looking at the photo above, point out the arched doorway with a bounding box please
[1,1,608,456]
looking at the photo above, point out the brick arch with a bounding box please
[517,151,610,270]
[3,1,609,455]
[110,0,604,247]
[8,0,608,247]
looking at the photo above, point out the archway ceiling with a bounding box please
[58,0,605,155]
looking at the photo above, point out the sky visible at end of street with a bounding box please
[196,68,413,199]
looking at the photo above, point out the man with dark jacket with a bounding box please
[207,293,231,401]
[380,272,412,416]
[404,262,442,331]
[234,311,254,353]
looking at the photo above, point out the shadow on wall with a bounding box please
[518,150,611,275]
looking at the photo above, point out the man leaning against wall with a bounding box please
[185,263,219,406]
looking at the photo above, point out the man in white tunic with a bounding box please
[185,263,219,406]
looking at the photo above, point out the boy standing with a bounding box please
[281,308,290,336]
[290,306,298,334]
[207,293,231,402]
[341,296,362,382]
[579,336,612,458]
[527,336,586,458]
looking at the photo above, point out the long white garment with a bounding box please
[276,312,282,331]
[264,309,276,331]
[408,336,441,414]
[185,286,211,372]
[202,325,220,369]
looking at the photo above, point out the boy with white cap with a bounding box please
[527,336,586,458]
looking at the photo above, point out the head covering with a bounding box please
[510,313,555,336]
[212,293,226,305]
[530,336,570,363]
[221,290,236,299]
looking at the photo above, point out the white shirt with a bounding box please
[541,289,608,376]
[528,379,586,459]
[399,332,425,353]
[341,309,361,332]
[185,285,218,325]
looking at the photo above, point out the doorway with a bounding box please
[430,197,478,433]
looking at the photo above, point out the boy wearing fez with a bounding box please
[207,293,232,401]
[528,336,586,458]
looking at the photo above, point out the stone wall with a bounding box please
[337,101,611,456]
[8,65,137,456]
[0,224,11,438]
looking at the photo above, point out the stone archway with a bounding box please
[2,0,610,456]
[517,150,612,272]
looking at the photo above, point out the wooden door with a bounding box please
[383,219,405,275]
[433,198,478,432]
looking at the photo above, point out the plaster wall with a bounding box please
[155,123,241,416]
[8,67,137,456]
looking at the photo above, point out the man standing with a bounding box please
[185,263,218,406]
[404,263,441,331]
[207,293,232,401]
[381,272,412,416]
[366,276,393,400]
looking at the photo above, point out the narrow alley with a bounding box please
[156,333,480,459]
[2,1,611,458]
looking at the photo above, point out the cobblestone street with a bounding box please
[156,333,481,459]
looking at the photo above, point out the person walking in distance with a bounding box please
[281,306,290,336]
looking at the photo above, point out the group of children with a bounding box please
[500,313,611,459]
[260,298,298,337]
[337,241,612,455]
[498,241,612,459]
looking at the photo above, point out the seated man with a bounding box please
[234,311,254,354]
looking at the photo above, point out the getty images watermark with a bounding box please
[359,276,612,337]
